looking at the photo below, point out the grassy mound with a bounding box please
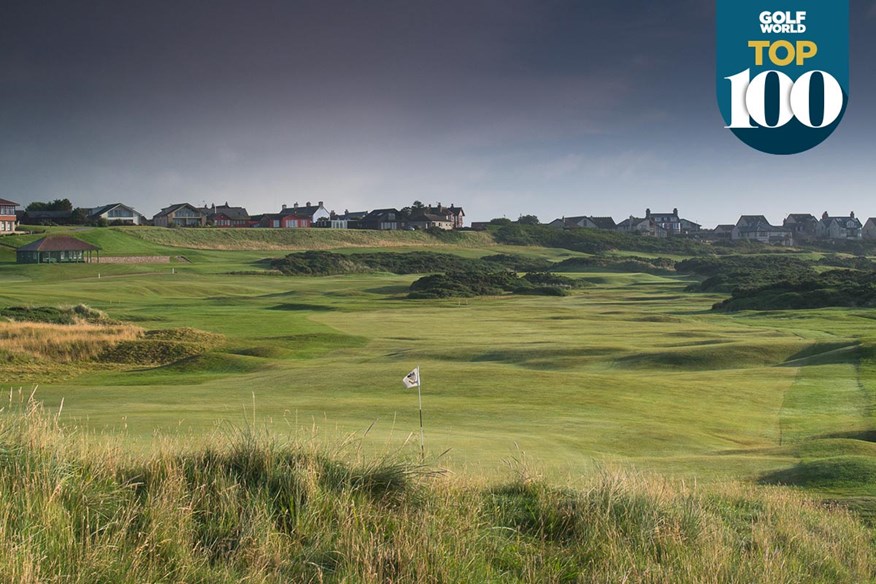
[270,250,543,276]
[99,328,225,366]
[408,271,586,299]
[491,224,712,255]
[121,226,494,251]
[0,304,112,325]
[614,341,807,371]
[714,270,876,311]
[552,255,677,275]
[1,407,873,583]
[761,456,876,493]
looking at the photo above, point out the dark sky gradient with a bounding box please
[1,1,874,225]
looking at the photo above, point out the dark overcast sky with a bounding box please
[2,1,874,225]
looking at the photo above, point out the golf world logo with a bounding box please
[717,1,849,155]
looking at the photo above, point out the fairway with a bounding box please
[2,229,873,493]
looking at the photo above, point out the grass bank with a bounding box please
[121,226,495,251]
[2,404,873,584]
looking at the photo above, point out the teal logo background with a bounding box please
[717,1,849,155]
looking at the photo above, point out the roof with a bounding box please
[410,213,452,222]
[17,235,99,252]
[362,208,400,221]
[559,216,617,229]
[736,215,788,232]
[713,224,735,232]
[0,198,19,206]
[210,205,250,220]
[88,203,142,218]
[823,216,862,228]
[786,213,817,221]
[426,205,464,216]
[279,204,325,218]
[154,203,202,218]
[588,216,616,229]
[616,217,647,228]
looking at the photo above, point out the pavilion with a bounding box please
[16,235,100,264]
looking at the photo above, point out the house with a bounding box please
[0,199,19,233]
[360,208,401,230]
[203,203,252,227]
[703,224,735,242]
[616,216,667,238]
[548,216,616,230]
[329,210,367,229]
[644,208,701,235]
[19,210,73,226]
[782,213,819,240]
[152,203,207,227]
[407,213,454,231]
[88,203,146,225]
[424,204,465,229]
[817,212,862,240]
[863,218,876,240]
[732,215,793,246]
[258,201,330,228]
[16,235,100,263]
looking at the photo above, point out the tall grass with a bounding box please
[1,400,873,583]
[0,320,142,362]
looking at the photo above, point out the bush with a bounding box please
[713,269,876,311]
[408,270,583,299]
[271,251,550,276]
[493,224,712,255]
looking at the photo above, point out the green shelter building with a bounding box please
[16,235,100,264]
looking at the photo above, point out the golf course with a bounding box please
[1,226,874,582]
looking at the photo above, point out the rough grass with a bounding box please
[98,328,225,366]
[0,320,141,362]
[0,304,112,325]
[0,404,873,584]
[121,226,496,251]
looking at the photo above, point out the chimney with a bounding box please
[306,201,311,207]
[646,208,651,218]
[851,211,855,219]
[294,202,299,209]
[822,211,829,220]
[224,201,228,207]
[282,204,287,210]
[673,208,678,216]
[318,201,323,207]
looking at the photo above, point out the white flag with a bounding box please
[403,367,420,389]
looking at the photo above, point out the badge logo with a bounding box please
[717,1,849,155]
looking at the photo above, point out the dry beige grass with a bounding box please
[0,321,143,363]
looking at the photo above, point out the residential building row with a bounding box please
[548,208,872,245]
[7,200,467,231]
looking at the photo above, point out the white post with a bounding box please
[417,365,425,463]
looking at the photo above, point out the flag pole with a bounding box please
[417,365,425,463]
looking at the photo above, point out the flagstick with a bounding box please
[417,365,425,463]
